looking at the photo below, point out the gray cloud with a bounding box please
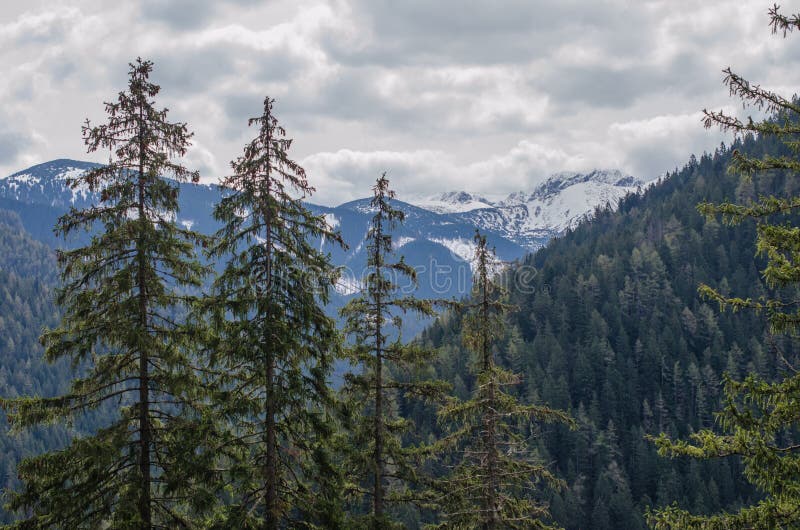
[152,46,239,94]
[139,0,263,30]
[0,1,797,205]
[327,0,645,66]
[0,128,32,165]
[139,0,218,30]
[536,51,718,110]
[222,92,269,140]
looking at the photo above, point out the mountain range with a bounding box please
[409,169,643,249]
[0,160,643,302]
[0,136,786,529]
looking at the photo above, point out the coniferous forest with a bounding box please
[2,4,800,530]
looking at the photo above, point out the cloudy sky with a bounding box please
[0,1,796,205]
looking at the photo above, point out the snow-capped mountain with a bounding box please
[0,161,643,303]
[0,160,523,304]
[411,191,499,214]
[408,169,643,249]
[0,159,223,237]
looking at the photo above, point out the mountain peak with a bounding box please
[535,169,641,198]
[404,168,644,250]
[409,191,496,214]
[6,159,101,182]
[0,159,645,253]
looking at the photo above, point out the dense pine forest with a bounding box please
[420,136,785,529]
[0,211,63,516]
[0,100,794,529]
[2,5,800,530]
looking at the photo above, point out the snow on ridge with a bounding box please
[425,171,645,251]
[520,180,634,233]
[324,213,340,229]
[407,169,641,218]
[430,237,477,265]
[58,167,89,181]
[393,236,416,250]
[407,191,500,214]
[10,173,37,184]
[428,236,513,275]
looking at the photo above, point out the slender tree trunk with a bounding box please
[262,125,279,530]
[265,351,278,530]
[136,120,152,530]
[374,319,384,526]
[480,270,498,530]
[373,219,384,527]
[485,383,499,530]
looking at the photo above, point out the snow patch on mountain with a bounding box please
[410,191,499,214]
[0,160,645,263]
[393,236,416,249]
[324,213,339,229]
[408,169,643,250]
[430,237,477,265]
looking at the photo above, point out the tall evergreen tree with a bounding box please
[431,232,573,530]
[648,6,800,529]
[0,58,215,529]
[204,97,346,529]
[339,174,447,529]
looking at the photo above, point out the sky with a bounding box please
[0,0,797,205]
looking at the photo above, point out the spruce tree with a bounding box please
[0,58,215,529]
[339,174,447,529]
[203,97,345,529]
[431,232,573,530]
[648,6,800,529]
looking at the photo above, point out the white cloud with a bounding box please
[303,140,595,205]
[0,0,797,203]
[608,110,733,178]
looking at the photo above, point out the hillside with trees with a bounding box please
[418,128,800,529]
[0,210,64,525]
[4,6,800,527]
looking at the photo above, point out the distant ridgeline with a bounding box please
[0,159,640,332]
[0,143,776,527]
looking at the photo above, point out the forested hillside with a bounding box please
[2,133,796,527]
[420,132,796,529]
[0,210,66,524]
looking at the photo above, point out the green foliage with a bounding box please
[0,211,68,526]
[202,97,346,529]
[430,232,574,529]
[418,110,797,529]
[647,6,800,530]
[0,59,215,529]
[339,175,448,528]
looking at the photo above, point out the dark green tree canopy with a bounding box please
[203,96,346,529]
[339,174,448,529]
[0,58,214,530]
[430,232,573,530]
[648,6,800,530]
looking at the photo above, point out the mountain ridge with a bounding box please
[0,160,643,254]
[407,169,644,249]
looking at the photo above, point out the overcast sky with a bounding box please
[0,1,797,205]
